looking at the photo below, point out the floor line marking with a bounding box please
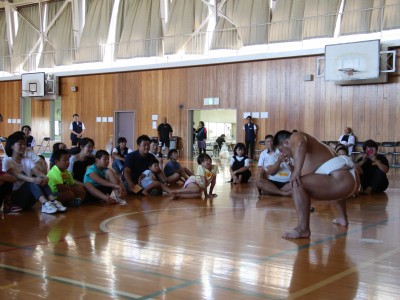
[0,263,149,299]
[287,246,400,299]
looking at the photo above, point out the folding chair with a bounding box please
[36,137,51,154]
[255,140,265,159]
[379,142,395,166]
[351,141,364,162]
[327,141,339,149]
[393,141,400,167]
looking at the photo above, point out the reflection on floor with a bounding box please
[0,158,399,299]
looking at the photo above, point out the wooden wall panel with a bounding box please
[31,100,51,145]
[1,50,399,155]
[0,81,22,137]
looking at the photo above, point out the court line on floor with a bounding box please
[0,207,395,299]
[0,263,150,299]
[287,245,400,299]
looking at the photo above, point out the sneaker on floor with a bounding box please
[51,200,67,212]
[41,201,58,214]
[110,191,127,205]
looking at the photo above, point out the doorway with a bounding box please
[187,109,237,157]
[114,111,135,150]
[21,97,58,145]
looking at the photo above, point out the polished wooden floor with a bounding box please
[1,158,400,299]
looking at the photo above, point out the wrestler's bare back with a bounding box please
[290,132,336,175]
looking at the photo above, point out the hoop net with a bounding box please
[338,68,355,80]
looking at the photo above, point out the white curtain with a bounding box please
[269,0,306,43]
[232,0,269,46]
[382,0,400,30]
[302,0,340,39]
[115,0,163,59]
[185,0,209,55]
[370,0,386,32]
[211,0,269,50]
[39,1,74,68]
[164,0,209,55]
[0,11,11,72]
[340,0,374,35]
[210,0,241,50]
[75,0,114,63]
[12,5,41,71]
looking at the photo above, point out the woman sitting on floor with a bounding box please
[68,137,95,183]
[2,132,67,214]
[355,139,389,194]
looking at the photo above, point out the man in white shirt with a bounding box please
[257,134,293,196]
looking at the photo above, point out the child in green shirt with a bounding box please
[47,149,86,206]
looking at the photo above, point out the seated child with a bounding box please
[49,142,67,169]
[0,157,18,213]
[336,144,360,196]
[164,149,193,184]
[111,137,133,174]
[335,144,349,156]
[83,150,127,205]
[149,138,164,168]
[139,161,173,196]
[230,143,251,183]
[47,149,87,207]
[171,153,218,199]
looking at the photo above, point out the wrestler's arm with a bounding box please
[290,133,308,186]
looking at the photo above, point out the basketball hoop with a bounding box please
[338,68,356,80]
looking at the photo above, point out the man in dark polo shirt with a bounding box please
[122,135,158,194]
[243,115,257,160]
[157,117,173,156]
[70,113,85,147]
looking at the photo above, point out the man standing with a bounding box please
[157,117,173,156]
[122,135,158,194]
[273,130,357,239]
[243,116,257,159]
[70,114,85,147]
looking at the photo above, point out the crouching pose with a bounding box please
[273,130,357,239]
[84,150,126,205]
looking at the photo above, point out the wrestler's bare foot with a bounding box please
[282,227,311,239]
[332,217,349,226]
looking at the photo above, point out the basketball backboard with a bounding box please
[324,40,380,81]
[21,72,45,97]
